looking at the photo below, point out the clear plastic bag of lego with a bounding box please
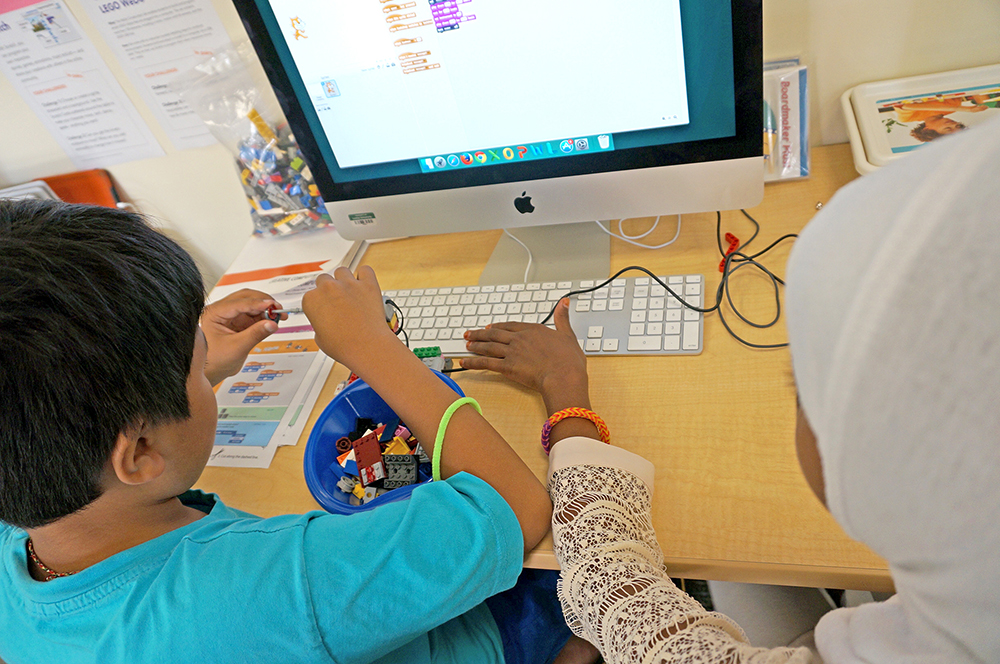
[172,43,330,236]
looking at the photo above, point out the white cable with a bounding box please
[503,228,533,283]
[595,214,682,249]
[617,215,660,240]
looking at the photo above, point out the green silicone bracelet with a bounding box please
[432,397,482,482]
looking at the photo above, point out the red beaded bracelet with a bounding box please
[540,407,611,454]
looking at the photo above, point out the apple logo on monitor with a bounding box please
[514,191,534,214]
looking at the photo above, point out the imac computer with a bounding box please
[233,0,762,282]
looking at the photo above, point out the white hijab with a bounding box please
[785,115,1000,663]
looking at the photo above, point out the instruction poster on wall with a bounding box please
[75,0,226,150]
[0,0,164,167]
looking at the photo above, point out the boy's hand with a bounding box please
[301,266,398,369]
[461,298,590,414]
[201,289,279,386]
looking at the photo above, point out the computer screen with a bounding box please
[234,0,762,242]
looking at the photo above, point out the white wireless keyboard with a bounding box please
[383,274,704,357]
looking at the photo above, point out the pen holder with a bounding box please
[303,370,463,514]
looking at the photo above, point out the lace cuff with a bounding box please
[549,464,814,664]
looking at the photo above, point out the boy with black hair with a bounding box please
[0,199,570,664]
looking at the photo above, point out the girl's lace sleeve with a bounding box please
[549,465,815,664]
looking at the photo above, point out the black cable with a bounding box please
[392,208,797,353]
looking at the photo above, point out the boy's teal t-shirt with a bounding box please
[0,473,523,664]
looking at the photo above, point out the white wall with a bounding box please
[0,0,997,285]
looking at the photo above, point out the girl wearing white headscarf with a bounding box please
[463,114,1000,663]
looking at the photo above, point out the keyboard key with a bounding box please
[419,296,433,306]
[460,293,475,304]
[602,338,619,352]
[575,301,591,312]
[508,302,522,314]
[649,297,664,309]
[663,335,680,351]
[632,298,647,310]
[610,286,625,298]
[648,309,663,322]
[426,288,438,295]
[682,321,700,350]
[432,295,446,306]
[511,284,525,291]
[438,287,452,294]
[633,285,649,298]
[531,291,547,302]
[557,281,573,289]
[449,305,463,316]
[634,277,649,286]
[502,292,517,303]
[631,310,646,323]
[424,329,438,340]
[523,313,539,324]
[463,316,478,327]
[665,322,680,335]
[507,314,523,322]
[612,278,626,286]
[477,304,492,315]
[547,291,562,301]
[420,319,434,329]
[629,323,645,336]
[434,339,468,355]
[492,303,506,315]
[646,322,662,335]
[482,286,495,293]
[585,338,601,352]
[422,306,436,317]
[542,282,556,290]
[523,302,537,313]
[579,280,595,288]
[666,309,681,321]
[592,300,607,311]
[405,296,420,307]
[463,304,477,316]
[685,275,699,283]
[488,292,503,303]
[593,288,609,299]
[651,285,666,297]
[496,284,509,292]
[434,318,448,328]
[685,283,701,296]
[517,291,532,302]
[609,299,624,311]
[526,283,541,290]
[446,294,460,305]
[449,317,463,327]
[395,290,409,296]
[477,316,492,327]
[435,306,449,317]
[474,293,489,304]
[627,336,661,352]
[410,329,424,341]
[684,308,700,321]
[588,326,603,338]
[452,287,466,294]
[451,329,466,339]
[412,289,425,296]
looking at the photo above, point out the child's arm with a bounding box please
[301,267,551,553]
[461,298,600,449]
[201,289,281,386]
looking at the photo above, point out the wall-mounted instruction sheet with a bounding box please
[0,0,164,166]
[74,0,226,150]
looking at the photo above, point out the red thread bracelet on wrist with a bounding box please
[540,407,611,455]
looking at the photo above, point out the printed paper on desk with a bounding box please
[209,337,333,468]
[208,259,340,335]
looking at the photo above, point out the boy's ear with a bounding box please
[110,423,166,486]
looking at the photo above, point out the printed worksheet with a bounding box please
[209,336,333,468]
[75,0,227,150]
[0,0,164,166]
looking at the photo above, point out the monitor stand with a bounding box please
[478,221,610,285]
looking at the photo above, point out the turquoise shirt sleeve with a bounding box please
[303,472,523,663]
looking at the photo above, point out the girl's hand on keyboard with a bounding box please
[302,266,397,368]
[461,298,590,413]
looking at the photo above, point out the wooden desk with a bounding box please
[196,144,893,593]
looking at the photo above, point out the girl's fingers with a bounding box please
[465,340,508,359]
[459,356,505,373]
[464,327,515,345]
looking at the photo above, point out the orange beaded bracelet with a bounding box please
[540,407,611,454]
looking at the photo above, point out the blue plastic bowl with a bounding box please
[303,370,464,514]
